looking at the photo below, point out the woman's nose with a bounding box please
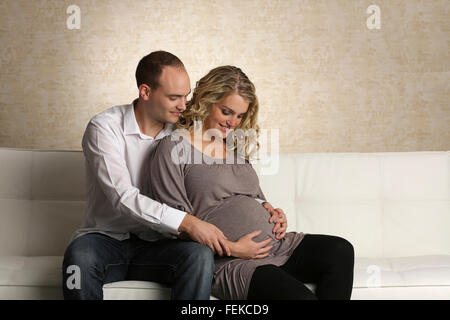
[227,117,240,128]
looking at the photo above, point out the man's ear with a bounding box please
[138,84,152,100]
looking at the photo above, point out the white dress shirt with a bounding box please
[71,100,187,243]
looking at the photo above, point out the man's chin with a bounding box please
[165,116,180,124]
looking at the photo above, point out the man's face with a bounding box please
[146,66,191,124]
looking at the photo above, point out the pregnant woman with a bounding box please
[147,66,354,300]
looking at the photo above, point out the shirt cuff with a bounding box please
[160,204,187,235]
[255,198,266,205]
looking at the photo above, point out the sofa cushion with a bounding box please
[0,256,62,287]
[253,154,298,232]
[0,149,32,200]
[2,255,449,300]
[1,148,449,300]
[0,149,87,257]
[27,201,86,256]
[31,151,86,201]
[354,255,450,289]
[0,199,31,256]
[293,154,384,257]
[287,152,450,259]
[381,153,450,257]
[103,281,173,300]
[351,286,450,300]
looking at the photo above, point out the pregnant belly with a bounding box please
[204,195,278,246]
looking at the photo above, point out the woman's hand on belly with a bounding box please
[226,230,273,259]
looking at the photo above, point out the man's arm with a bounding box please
[82,121,186,235]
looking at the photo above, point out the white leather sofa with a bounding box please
[0,147,449,300]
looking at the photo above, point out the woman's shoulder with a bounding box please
[160,130,192,148]
[154,132,192,163]
[158,133,181,148]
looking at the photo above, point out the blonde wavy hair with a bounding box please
[176,65,260,160]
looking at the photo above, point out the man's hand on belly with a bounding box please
[178,213,231,257]
[261,202,288,240]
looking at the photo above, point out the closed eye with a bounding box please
[221,108,245,118]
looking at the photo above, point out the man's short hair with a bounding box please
[135,51,184,89]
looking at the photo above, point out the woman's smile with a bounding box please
[219,123,231,134]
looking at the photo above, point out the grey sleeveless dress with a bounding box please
[147,134,305,299]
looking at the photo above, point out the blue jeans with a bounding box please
[62,233,214,300]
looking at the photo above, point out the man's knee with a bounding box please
[62,234,115,299]
[62,234,115,289]
[181,242,214,273]
[63,236,102,271]
[186,243,214,264]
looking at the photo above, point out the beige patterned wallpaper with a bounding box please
[0,0,448,152]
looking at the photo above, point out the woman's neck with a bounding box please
[189,130,228,159]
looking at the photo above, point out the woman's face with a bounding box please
[203,93,249,138]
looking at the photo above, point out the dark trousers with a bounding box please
[62,233,215,300]
[247,234,355,300]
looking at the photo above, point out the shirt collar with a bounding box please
[124,99,174,139]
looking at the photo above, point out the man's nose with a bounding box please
[178,97,187,111]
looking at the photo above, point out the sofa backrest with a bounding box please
[254,151,450,258]
[0,148,449,259]
[0,149,86,257]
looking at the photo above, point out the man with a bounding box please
[62,51,286,300]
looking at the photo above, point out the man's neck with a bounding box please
[134,100,165,138]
